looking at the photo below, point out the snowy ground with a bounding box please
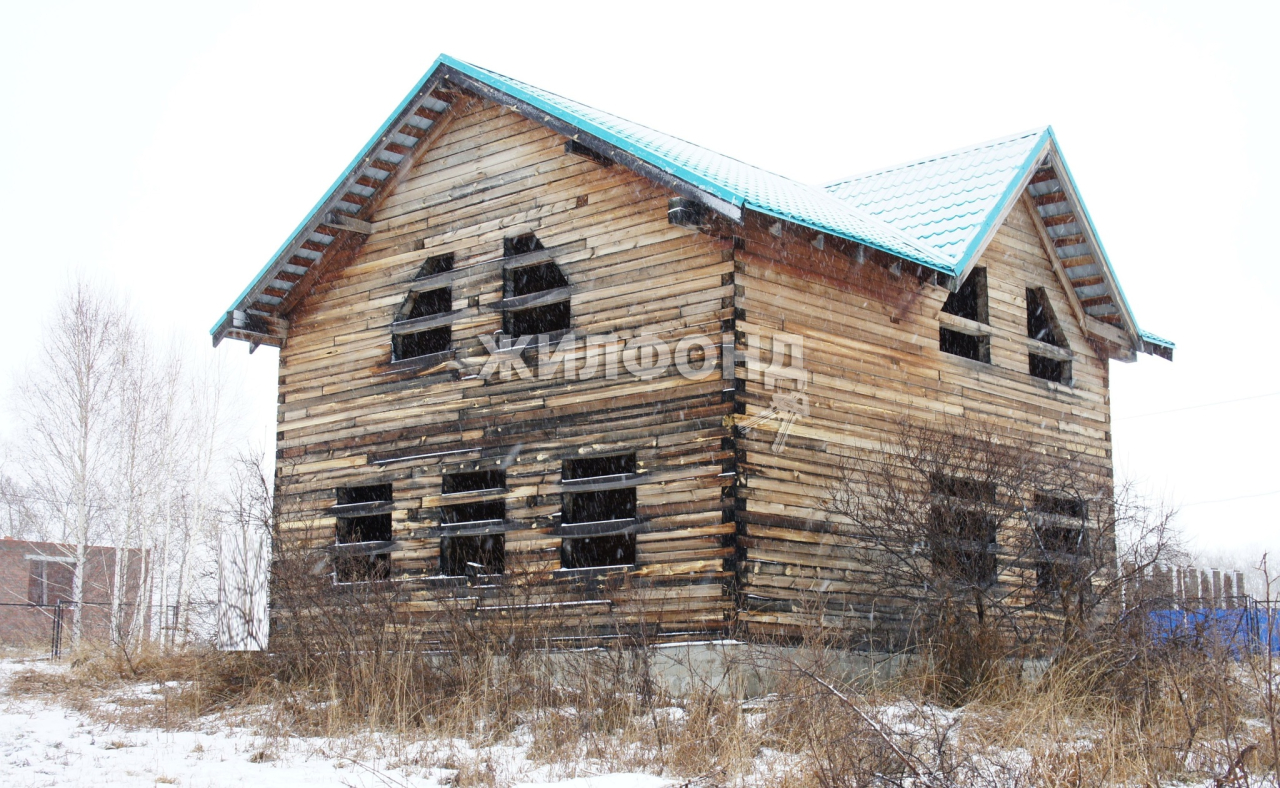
[0,659,674,788]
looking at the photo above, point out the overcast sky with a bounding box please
[1,1,1275,560]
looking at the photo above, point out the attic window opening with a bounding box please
[940,329,990,363]
[407,288,451,319]
[939,267,990,363]
[416,253,454,279]
[334,484,393,583]
[1026,287,1072,384]
[441,534,505,577]
[393,287,453,362]
[503,235,571,337]
[564,140,615,167]
[1029,354,1070,384]
[942,267,988,323]
[505,233,544,257]
[1026,288,1066,347]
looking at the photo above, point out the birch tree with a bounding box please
[16,280,127,647]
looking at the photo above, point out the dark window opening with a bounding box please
[1026,288,1065,346]
[561,533,636,569]
[1037,524,1085,555]
[337,484,393,506]
[440,500,505,526]
[562,454,638,525]
[504,233,544,257]
[1029,353,1069,384]
[1035,561,1059,592]
[939,327,990,362]
[442,470,506,495]
[505,302,570,337]
[416,253,454,279]
[394,327,451,360]
[1034,493,1086,519]
[941,267,988,323]
[564,454,637,480]
[405,288,452,319]
[509,262,568,297]
[335,553,390,583]
[563,488,636,524]
[441,534,505,576]
[338,513,392,544]
[927,507,998,586]
[28,560,74,605]
[930,474,997,503]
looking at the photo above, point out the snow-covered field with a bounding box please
[0,659,675,788]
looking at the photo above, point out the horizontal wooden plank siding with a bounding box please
[275,99,736,640]
[731,201,1114,641]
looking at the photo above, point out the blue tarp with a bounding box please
[1148,607,1280,656]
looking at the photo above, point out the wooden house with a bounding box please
[212,56,1172,643]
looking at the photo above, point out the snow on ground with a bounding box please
[0,659,673,788]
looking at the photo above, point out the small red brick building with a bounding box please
[0,537,146,649]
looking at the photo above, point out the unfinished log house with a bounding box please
[213,56,1173,644]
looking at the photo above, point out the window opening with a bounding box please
[405,288,451,319]
[562,454,637,525]
[1026,288,1066,346]
[939,329,990,363]
[561,533,636,569]
[393,288,453,362]
[440,500,505,525]
[442,470,506,495]
[441,534,505,576]
[504,233,544,257]
[1026,287,1071,383]
[559,453,638,569]
[942,267,988,323]
[416,253,454,279]
[1033,493,1086,519]
[928,474,998,586]
[940,267,991,363]
[503,234,570,337]
[334,484,393,583]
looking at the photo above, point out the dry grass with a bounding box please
[7,629,1276,788]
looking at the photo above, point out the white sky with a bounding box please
[1,1,1275,560]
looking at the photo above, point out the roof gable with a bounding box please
[211,55,1170,358]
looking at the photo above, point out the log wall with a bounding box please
[275,99,737,640]
[271,94,1121,644]
[731,202,1115,640]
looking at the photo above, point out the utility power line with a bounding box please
[1116,391,1280,421]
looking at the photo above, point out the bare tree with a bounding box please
[825,418,1182,695]
[16,280,127,647]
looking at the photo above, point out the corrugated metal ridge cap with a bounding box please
[441,56,955,272]
[824,126,1051,189]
